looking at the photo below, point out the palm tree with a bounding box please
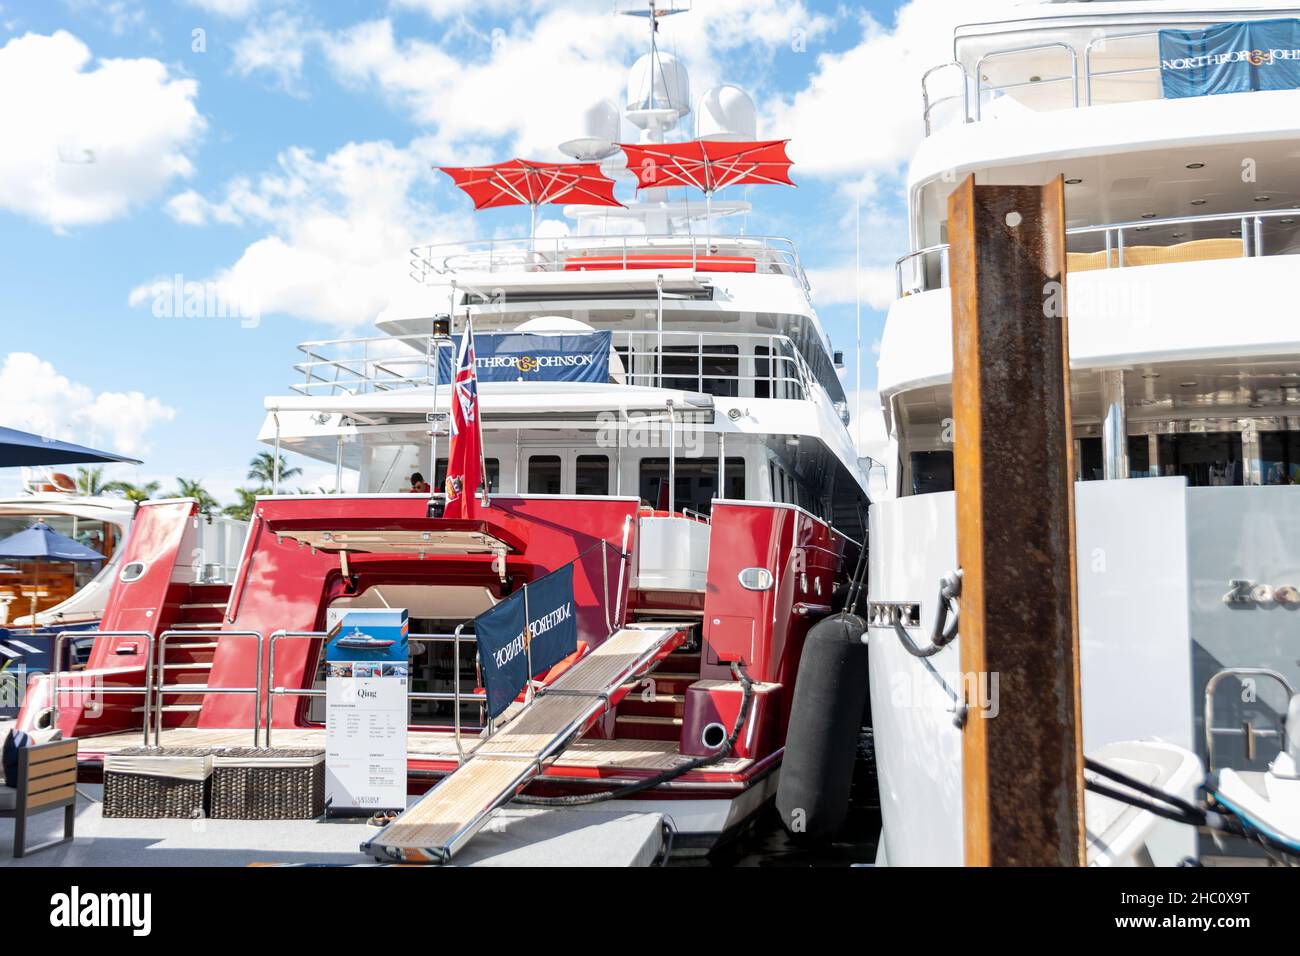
[247,451,301,487]
[104,480,160,503]
[76,466,107,496]
[175,478,219,513]
[222,488,260,522]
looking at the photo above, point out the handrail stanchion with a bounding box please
[154,630,263,748]
[453,623,466,763]
[48,630,155,747]
[613,514,632,629]
[601,539,612,636]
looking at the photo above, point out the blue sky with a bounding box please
[0,0,976,503]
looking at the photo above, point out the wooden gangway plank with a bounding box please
[362,623,684,864]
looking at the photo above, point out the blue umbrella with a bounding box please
[0,425,142,468]
[0,522,104,634]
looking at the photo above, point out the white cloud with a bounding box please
[147,138,468,327]
[232,11,310,93]
[0,352,175,457]
[320,2,828,157]
[806,262,896,311]
[184,0,259,17]
[768,0,1014,179]
[321,15,631,158]
[0,31,204,229]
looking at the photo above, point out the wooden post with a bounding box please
[948,175,1085,866]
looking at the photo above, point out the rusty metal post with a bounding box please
[948,175,1085,866]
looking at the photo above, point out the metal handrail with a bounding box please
[289,328,816,400]
[50,630,154,748]
[921,61,971,136]
[974,42,1078,121]
[263,629,486,750]
[922,32,1164,134]
[153,629,263,748]
[1084,30,1164,106]
[409,233,811,291]
[1205,667,1296,773]
[894,207,1300,297]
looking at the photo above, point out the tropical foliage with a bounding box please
[103,479,161,503]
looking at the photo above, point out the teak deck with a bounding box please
[364,623,684,863]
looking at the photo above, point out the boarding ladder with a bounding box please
[362,622,685,864]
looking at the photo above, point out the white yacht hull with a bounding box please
[868,479,1300,865]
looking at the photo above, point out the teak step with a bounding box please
[363,623,685,864]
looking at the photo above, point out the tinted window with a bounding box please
[575,455,610,496]
[639,457,744,514]
[528,455,563,494]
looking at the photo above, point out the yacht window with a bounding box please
[638,457,744,514]
[1128,436,1152,478]
[1157,433,1244,487]
[1077,437,1157,481]
[1077,438,1103,482]
[661,344,739,397]
[910,450,953,495]
[433,458,500,493]
[754,346,771,399]
[1260,432,1300,485]
[613,346,631,385]
[527,455,563,494]
[575,455,610,496]
[768,462,776,500]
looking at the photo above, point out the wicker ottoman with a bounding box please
[210,749,325,820]
[103,748,214,819]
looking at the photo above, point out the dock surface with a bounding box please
[0,784,664,867]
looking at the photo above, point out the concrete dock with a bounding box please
[0,785,665,867]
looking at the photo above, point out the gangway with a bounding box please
[362,622,685,864]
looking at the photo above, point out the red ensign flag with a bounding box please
[443,321,484,519]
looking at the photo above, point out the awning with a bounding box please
[0,425,143,468]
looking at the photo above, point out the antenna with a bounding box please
[620,1,691,139]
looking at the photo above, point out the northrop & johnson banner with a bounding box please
[436,331,611,384]
[1159,18,1300,99]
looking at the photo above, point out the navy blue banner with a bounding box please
[435,331,611,384]
[474,563,577,719]
[1160,18,1300,99]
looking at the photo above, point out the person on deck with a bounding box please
[407,472,431,493]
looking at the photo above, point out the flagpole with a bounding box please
[855,197,862,454]
[471,315,490,510]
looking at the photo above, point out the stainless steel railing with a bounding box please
[920,24,1274,135]
[153,629,263,748]
[51,630,154,747]
[409,233,811,291]
[894,207,1300,298]
[264,629,488,757]
[1204,667,1296,773]
[290,329,816,401]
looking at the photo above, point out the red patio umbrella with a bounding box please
[618,139,795,221]
[437,159,623,246]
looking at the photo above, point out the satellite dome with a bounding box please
[560,99,621,161]
[627,51,690,124]
[695,84,757,141]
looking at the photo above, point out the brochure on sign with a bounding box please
[324,608,410,815]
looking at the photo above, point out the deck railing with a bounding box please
[291,329,816,401]
[895,207,1300,298]
[409,233,811,292]
[921,26,1272,134]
